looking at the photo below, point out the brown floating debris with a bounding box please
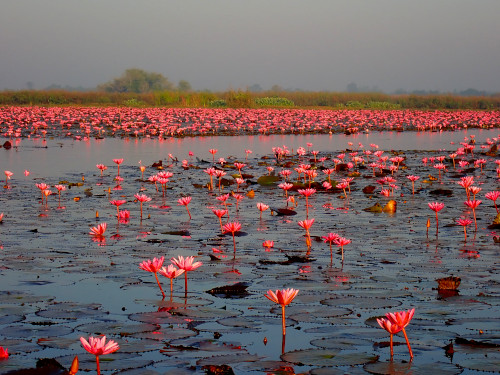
[436,276,461,290]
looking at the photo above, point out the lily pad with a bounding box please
[257,175,280,186]
[364,361,463,375]
[281,348,378,366]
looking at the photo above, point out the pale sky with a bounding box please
[1,0,499,92]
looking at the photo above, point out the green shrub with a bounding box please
[365,101,401,109]
[123,98,145,107]
[255,97,295,107]
[208,99,227,108]
[346,101,363,108]
[225,91,252,108]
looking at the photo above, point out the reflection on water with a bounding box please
[1,129,499,373]
[2,128,499,176]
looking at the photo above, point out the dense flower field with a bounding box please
[1,107,500,139]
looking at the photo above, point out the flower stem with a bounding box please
[390,333,394,359]
[154,272,165,298]
[95,355,101,375]
[402,328,414,359]
[281,305,286,336]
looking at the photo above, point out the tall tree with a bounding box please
[98,69,174,93]
[177,80,192,92]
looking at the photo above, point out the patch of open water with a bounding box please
[0,129,499,374]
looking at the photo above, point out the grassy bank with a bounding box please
[0,89,499,110]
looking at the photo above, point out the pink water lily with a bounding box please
[322,232,340,264]
[456,217,472,241]
[428,202,444,233]
[80,335,119,375]
[265,288,299,335]
[334,236,351,264]
[298,218,314,248]
[134,193,151,220]
[89,223,107,238]
[171,255,202,295]
[223,221,242,255]
[257,202,269,219]
[178,196,192,219]
[113,158,124,176]
[159,264,185,296]
[485,191,500,213]
[385,308,415,359]
[139,256,166,298]
[376,317,402,359]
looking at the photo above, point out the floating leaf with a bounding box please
[206,282,250,298]
[196,353,262,366]
[257,175,280,186]
[364,361,463,375]
[281,349,378,366]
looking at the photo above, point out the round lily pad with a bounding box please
[281,348,379,366]
[364,361,463,375]
[321,296,401,310]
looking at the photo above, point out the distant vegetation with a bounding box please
[1,89,499,110]
[2,68,498,109]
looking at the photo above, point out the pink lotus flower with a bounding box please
[134,193,152,219]
[119,210,130,224]
[385,308,415,358]
[89,223,107,237]
[334,236,351,264]
[96,163,107,176]
[113,158,124,176]
[406,175,420,195]
[212,208,229,233]
[0,346,8,359]
[80,335,119,375]
[278,182,294,198]
[4,170,13,186]
[262,240,274,251]
[223,221,242,254]
[458,176,474,200]
[110,199,126,218]
[322,232,339,264]
[428,202,444,233]
[178,196,192,219]
[464,199,482,230]
[234,162,246,176]
[257,202,269,219]
[265,288,299,335]
[298,188,316,215]
[171,255,203,295]
[456,217,472,241]
[298,218,315,248]
[139,256,166,298]
[209,148,218,163]
[159,264,185,295]
[376,317,402,359]
[485,191,500,213]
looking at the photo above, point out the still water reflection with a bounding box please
[3,129,498,176]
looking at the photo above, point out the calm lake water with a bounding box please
[3,128,499,176]
[0,129,499,374]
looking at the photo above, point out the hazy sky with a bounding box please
[1,0,499,92]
